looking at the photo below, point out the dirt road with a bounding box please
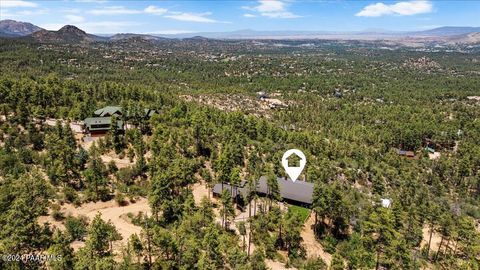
[39,197,151,251]
[301,212,332,266]
[61,198,150,242]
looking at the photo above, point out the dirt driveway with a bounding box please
[62,198,150,241]
[39,198,151,252]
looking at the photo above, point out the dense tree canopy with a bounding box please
[0,38,478,269]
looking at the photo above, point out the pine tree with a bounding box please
[85,213,121,257]
[266,166,280,211]
[238,221,247,251]
[84,144,109,201]
[220,189,235,229]
[48,231,75,270]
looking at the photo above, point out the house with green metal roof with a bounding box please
[83,116,124,136]
[425,146,435,154]
[93,106,123,117]
[83,106,157,136]
[93,106,156,119]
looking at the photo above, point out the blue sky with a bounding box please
[1,0,479,34]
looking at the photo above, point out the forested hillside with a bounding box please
[0,38,479,269]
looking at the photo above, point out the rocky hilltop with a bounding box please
[0,19,43,37]
[30,25,105,43]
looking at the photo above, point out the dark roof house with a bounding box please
[213,181,247,199]
[213,176,314,206]
[334,90,343,98]
[258,176,314,205]
[396,149,415,158]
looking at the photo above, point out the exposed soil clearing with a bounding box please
[101,152,135,169]
[192,182,214,205]
[301,212,332,266]
[39,198,150,252]
[266,259,298,270]
[420,226,444,252]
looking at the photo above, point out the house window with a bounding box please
[91,124,110,129]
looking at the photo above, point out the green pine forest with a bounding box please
[0,38,479,269]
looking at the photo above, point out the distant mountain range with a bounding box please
[411,26,480,36]
[0,19,43,37]
[159,27,480,40]
[109,33,169,42]
[1,19,479,44]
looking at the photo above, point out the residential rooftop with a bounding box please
[83,117,124,131]
[213,175,314,205]
[94,106,123,117]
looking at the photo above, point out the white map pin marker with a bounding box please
[281,149,306,182]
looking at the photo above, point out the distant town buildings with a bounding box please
[334,89,343,98]
[466,96,480,101]
[256,91,288,109]
[256,91,268,99]
[396,149,415,158]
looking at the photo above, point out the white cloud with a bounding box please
[15,8,48,16]
[2,7,49,18]
[243,13,257,18]
[61,8,81,13]
[0,0,37,8]
[260,11,300,18]
[90,5,219,24]
[88,6,142,15]
[165,12,219,23]
[144,5,168,15]
[144,5,224,23]
[356,0,433,17]
[65,15,85,23]
[243,0,301,19]
[253,0,285,12]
